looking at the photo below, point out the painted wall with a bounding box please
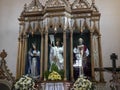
[0,0,120,82]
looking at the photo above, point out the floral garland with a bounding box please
[73,77,92,90]
[14,75,36,90]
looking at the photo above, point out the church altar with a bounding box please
[16,0,105,84]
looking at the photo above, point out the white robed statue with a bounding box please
[49,35,64,70]
[28,43,40,78]
[73,38,89,76]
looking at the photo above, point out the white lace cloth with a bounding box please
[41,82,64,90]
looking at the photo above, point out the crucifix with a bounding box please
[110,53,118,69]
[109,53,120,90]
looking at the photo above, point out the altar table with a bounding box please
[40,81,71,90]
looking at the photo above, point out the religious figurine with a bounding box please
[73,38,89,76]
[28,43,40,79]
[49,38,64,70]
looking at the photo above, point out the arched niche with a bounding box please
[48,27,64,70]
[73,26,91,80]
[25,34,41,79]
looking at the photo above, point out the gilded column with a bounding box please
[40,31,44,80]
[20,38,24,76]
[98,35,105,82]
[70,30,74,81]
[22,35,27,75]
[44,28,48,73]
[63,30,67,80]
[90,32,96,81]
[19,38,23,77]
[16,37,23,77]
[16,37,21,79]
[21,38,25,75]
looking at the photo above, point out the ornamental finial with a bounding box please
[0,50,7,60]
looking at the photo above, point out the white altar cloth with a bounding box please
[45,82,64,90]
[41,81,71,90]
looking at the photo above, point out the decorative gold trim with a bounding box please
[71,0,90,9]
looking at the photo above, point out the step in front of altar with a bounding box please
[40,81,71,90]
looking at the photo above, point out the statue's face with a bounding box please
[78,38,83,44]
[56,41,59,46]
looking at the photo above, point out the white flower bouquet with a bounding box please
[73,77,92,90]
[14,75,36,90]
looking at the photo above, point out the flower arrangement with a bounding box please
[14,75,36,90]
[73,77,92,90]
[48,71,62,80]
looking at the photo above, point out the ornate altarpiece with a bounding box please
[16,0,105,82]
[0,50,15,90]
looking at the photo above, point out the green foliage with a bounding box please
[44,63,64,80]
[51,63,59,72]
[58,69,64,80]
[44,70,51,79]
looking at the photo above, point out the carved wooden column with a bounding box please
[40,30,44,80]
[16,37,21,79]
[20,37,24,76]
[90,32,96,81]
[44,28,48,73]
[63,30,67,80]
[21,35,27,75]
[98,35,105,82]
[24,36,27,71]
[16,37,23,79]
[70,29,73,81]
[21,38,25,75]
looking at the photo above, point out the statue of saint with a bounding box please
[73,38,89,76]
[49,39,64,70]
[28,43,40,78]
